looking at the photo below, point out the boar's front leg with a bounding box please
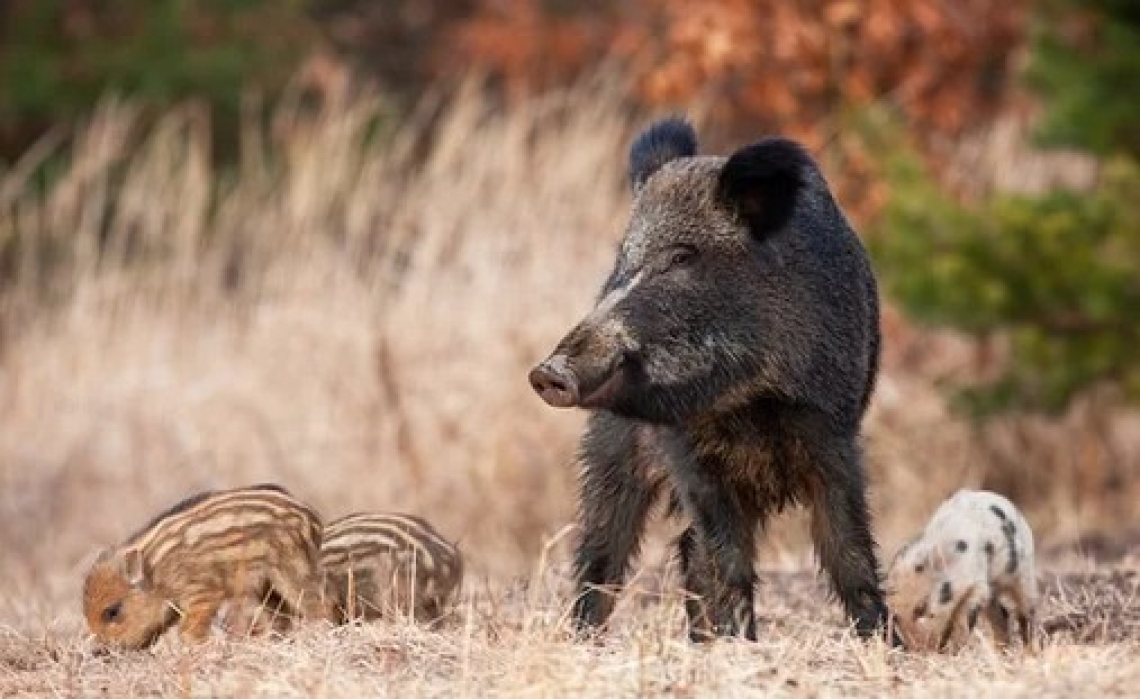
[572,414,659,634]
[798,420,891,641]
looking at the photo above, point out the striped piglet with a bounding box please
[321,512,463,624]
[83,484,331,649]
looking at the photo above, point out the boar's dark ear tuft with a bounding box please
[718,137,810,237]
[629,116,698,192]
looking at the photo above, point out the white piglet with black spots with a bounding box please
[886,489,1039,652]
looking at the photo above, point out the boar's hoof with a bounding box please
[529,356,580,408]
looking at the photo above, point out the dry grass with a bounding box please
[1,77,1138,696]
[2,562,1138,697]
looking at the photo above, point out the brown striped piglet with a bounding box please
[83,484,331,649]
[321,512,463,624]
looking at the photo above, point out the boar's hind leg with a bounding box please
[675,524,745,642]
[667,445,758,641]
[674,499,757,642]
[802,430,891,641]
[572,416,658,633]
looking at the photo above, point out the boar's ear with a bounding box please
[629,116,697,192]
[121,549,147,588]
[718,137,810,237]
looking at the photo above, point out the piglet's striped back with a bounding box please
[321,512,463,623]
[125,484,322,569]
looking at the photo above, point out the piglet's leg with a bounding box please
[1020,608,1040,654]
[178,591,226,643]
[1010,584,1040,653]
[270,566,332,624]
[1020,569,1042,653]
[988,585,1039,652]
[984,598,1012,647]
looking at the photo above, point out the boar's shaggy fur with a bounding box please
[530,117,889,641]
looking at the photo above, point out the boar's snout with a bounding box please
[529,355,580,408]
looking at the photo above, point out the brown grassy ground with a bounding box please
[1,79,1138,696]
[2,562,1138,697]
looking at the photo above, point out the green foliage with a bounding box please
[872,148,1140,414]
[0,0,318,158]
[869,0,1140,416]
[1027,0,1140,157]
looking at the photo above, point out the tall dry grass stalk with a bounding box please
[0,76,1137,637]
[0,78,633,606]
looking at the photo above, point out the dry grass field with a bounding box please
[1,80,1138,696]
[2,563,1139,697]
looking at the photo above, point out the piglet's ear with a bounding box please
[717,137,810,237]
[891,536,920,566]
[629,116,697,192]
[122,549,146,588]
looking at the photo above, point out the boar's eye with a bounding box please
[667,244,698,268]
[102,602,123,624]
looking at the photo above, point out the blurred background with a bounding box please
[1,0,1138,616]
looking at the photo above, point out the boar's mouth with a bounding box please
[529,354,628,410]
[578,364,627,409]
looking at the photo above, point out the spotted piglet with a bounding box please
[887,489,1039,653]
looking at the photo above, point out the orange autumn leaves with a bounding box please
[447,0,1026,147]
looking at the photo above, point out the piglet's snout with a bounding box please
[529,355,580,408]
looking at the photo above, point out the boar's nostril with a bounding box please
[529,357,580,408]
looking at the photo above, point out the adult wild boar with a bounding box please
[529,117,889,642]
